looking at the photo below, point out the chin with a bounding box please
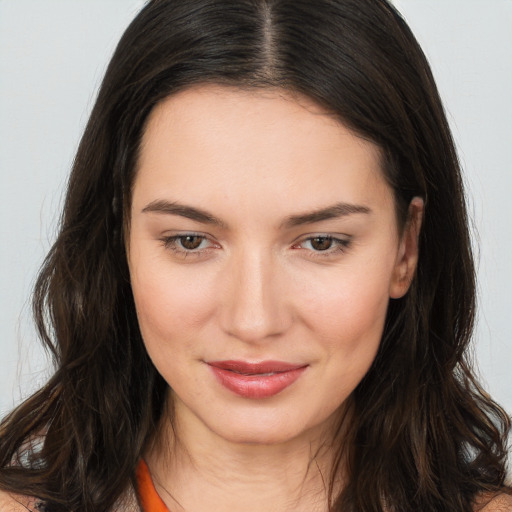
[205,405,341,448]
[214,424,306,446]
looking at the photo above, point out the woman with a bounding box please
[0,0,510,511]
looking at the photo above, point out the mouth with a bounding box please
[207,360,308,399]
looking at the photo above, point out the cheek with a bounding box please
[129,254,216,357]
[294,257,394,408]
[299,263,392,346]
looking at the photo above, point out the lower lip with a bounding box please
[208,365,307,399]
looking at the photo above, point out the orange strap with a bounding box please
[136,459,170,512]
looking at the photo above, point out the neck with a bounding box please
[145,394,350,512]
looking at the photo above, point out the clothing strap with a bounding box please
[136,459,170,512]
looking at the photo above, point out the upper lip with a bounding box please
[207,360,308,375]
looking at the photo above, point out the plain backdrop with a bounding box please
[1,1,511,418]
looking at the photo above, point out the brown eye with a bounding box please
[310,237,333,251]
[179,235,204,250]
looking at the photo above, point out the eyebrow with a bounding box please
[280,202,371,229]
[142,200,228,228]
[141,199,371,229]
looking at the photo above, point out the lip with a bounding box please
[207,360,308,399]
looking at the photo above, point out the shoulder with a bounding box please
[477,493,512,512]
[0,490,40,512]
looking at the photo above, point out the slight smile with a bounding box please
[207,360,309,399]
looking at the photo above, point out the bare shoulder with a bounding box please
[0,490,39,512]
[478,494,512,512]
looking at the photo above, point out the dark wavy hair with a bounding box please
[1,0,510,510]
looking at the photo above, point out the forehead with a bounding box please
[134,85,392,220]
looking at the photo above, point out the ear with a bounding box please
[389,197,424,299]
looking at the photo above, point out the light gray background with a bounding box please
[1,1,511,417]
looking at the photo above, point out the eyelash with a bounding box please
[295,235,352,258]
[159,234,216,259]
[159,234,352,259]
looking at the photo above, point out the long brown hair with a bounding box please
[1,1,509,510]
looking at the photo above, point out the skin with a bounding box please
[1,85,509,512]
[127,84,423,512]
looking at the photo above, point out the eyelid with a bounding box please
[159,232,220,258]
[291,232,351,244]
[292,233,352,258]
[159,232,352,260]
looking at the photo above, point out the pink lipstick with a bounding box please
[207,360,307,399]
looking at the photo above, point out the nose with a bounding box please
[219,247,291,344]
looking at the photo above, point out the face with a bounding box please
[128,85,421,446]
